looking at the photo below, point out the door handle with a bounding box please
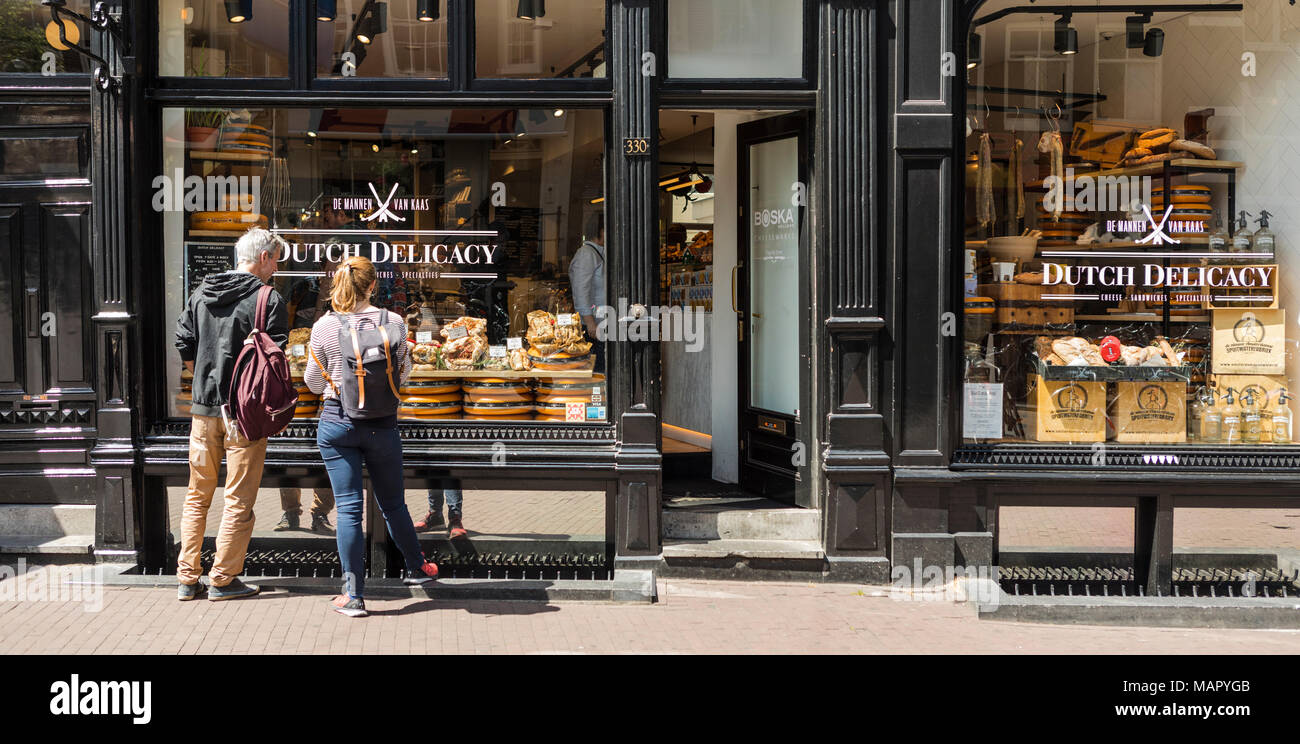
[25,288,38,338]
[730,265,740,314]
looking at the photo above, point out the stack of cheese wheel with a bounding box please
[461,379,535,420]
[1173,336,1207,385]
[1166,263,1204,316]
[399,379,462,421]
[293,379,320,419]
[1035,205,1093,247]
[1151,185,1213,239]
[534,374,606,422]
[176,368,193,416]
[218,122,273,156]
[190,210,269,233]
[528,349,594,372]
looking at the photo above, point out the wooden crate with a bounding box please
[1113,381,1187,443]
[1031,374,1105,442]
[1203,265,1278,310]
[978,283,1075,331]
[1211,308,1286,375]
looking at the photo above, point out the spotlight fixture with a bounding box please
[968,32,982,69]
[517,0,545,20]
[317,0,336,22]
[372,143,381,153]
[417,0,439,22]
[1143,27,1165,57]
[1054,15,1078,55]
[306,130,317,138]
[1126,13,1151,49]
[356,1,388,44]
[224,0,252,23]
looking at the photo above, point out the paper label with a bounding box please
[416,331,434,344]
[557,313,577,327]
[291,344,305,357]
[446,325,468,340]
[507,337,524,350]
[489,345,507,359]
[962,383,1003,440]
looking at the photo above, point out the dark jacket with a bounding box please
[176,271,288,417]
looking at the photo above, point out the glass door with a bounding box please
[737,113,809,503]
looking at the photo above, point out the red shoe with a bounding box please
[332,594,368,618]
[414,511,445,532]
[448,516,468,539]
[404,561,439,586]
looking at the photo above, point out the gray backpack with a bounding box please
[313,311,404,419]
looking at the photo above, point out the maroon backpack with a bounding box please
[228,285,296,440]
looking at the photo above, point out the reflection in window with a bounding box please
[667,0,804,80]
[474,0,606,79]
[160,107,608,424]
[0,0,93,73]
[316,0,449,78]
[158,0,289,77]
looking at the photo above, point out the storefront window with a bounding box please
[667,0,804,80]
[158,0,289,77]
[315,0,449,79]
[473,0,606,79]
[0,0,92,74]
[961,0,1300,449]
[160,107,608,424]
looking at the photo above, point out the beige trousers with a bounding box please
[177,414,268,587]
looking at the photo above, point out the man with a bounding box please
[174,228,288,601]
[274,488,334,533]
[568,213,606,373]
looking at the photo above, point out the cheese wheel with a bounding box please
[399,382,461,396]
[1152,184,1211,195]
[403,392,463,405]
[462,403,534,416]
[191,211,269,231]
[534,414,567,422]
[399,410,461,421]
[535,393,597,405]
[461,382,532,396]
[462,391,534,405]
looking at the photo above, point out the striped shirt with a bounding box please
[305,309,412,401]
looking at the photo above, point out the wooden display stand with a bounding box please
[978,282,1075,333]
[1113,381,1186,443]
[1031,375,1105,442]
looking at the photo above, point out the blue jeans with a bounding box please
[427,486,463,516]
[317,404,426,599]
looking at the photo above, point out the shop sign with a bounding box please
[333,182,432,223]
[1042,263,1273,292]
[1105,204,1205,246]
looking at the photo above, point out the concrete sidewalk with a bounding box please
[3,575,1300,654]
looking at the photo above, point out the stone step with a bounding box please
[0,504,95,537]
[662,505,821,541]
[0,535,94,555]
[662,538,825,561]
[659,538,828,582]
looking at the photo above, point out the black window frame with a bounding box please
[656,0,817,93]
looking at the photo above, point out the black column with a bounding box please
[87,3,145,565]
[609,0,661,571]
[817,0,891,582]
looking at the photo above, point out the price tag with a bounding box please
[507,337,523,350]
[489,345,507,359]
[416,331,434,344]
[446,325,468,340]
[557,314,576,327]
[291,344,305,357]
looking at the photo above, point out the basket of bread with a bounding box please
[525,310,594,371]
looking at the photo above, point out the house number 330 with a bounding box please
[623,138,650,156]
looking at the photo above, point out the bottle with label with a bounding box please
[1241,388,1262,445]
[1221,388,1242,445]
[1273,390,1293,445]
[1207,215,1230,256]
[1230,211,1253,264]
[1252,210,1276,263]
[1201,388,1223,443]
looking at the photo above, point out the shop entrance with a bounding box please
[657,110,811,509]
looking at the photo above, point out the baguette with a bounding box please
[1169,138,1216,159]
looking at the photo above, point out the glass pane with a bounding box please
[161,107,607,424]
[748,135,800,416]
[474,0,606,79]
[316,0,449,79]
[158,0,289,77]
[0,0,93,73]
[668,0,802,80]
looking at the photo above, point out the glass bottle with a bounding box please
[1273,390,1293,445]
[1221,387,1242,445]
[1241,388,1262,445]
[1207,215,1230,256]
[1230,211,1253,264]
[1260,387,1274,444]
[1187,388,1204,442]
[1253,210,1275,263]
[1201,388,1223,443]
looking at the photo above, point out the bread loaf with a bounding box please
[1169,139,1216,159]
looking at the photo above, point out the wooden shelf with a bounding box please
[1027,158,1243,189]
[187,229,247,239]
[187,150,271,163]
[1075,314,1209,324]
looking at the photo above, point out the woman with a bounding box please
[305,256,438,618]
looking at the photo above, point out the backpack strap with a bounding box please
[377,324,401,400]
[342,314,368,409]
[308,344,339,397]
[253,285,273,332]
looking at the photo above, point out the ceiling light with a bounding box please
[553,109,565,118]
[417,0,439,21]
[306,130,317,138]
[590,197,605,205]
[372,143,380,153]
[667,179,704,192]
[1054,15,1078,55]
[968,32,981,69]
[224,0,252,23]
[1143,27,1165,57]
[1126,13,1151,49]
[356,1,388,44]
[317,0,335,22]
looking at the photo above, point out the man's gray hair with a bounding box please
[235,227,283,265]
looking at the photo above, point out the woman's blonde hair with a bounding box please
[330,256,377,313]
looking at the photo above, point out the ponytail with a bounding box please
[330,256,377,313]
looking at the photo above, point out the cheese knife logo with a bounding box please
[1136,203,1179,246]
[361,182,406,224]
[1055,384,1088,411]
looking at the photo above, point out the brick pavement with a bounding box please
[1000,507,1300,551]
[2,575,1300,654]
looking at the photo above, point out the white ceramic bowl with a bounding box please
[985,236,1039,263]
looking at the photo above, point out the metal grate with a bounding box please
[199,548,613,581]
[999,565,1300,599]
